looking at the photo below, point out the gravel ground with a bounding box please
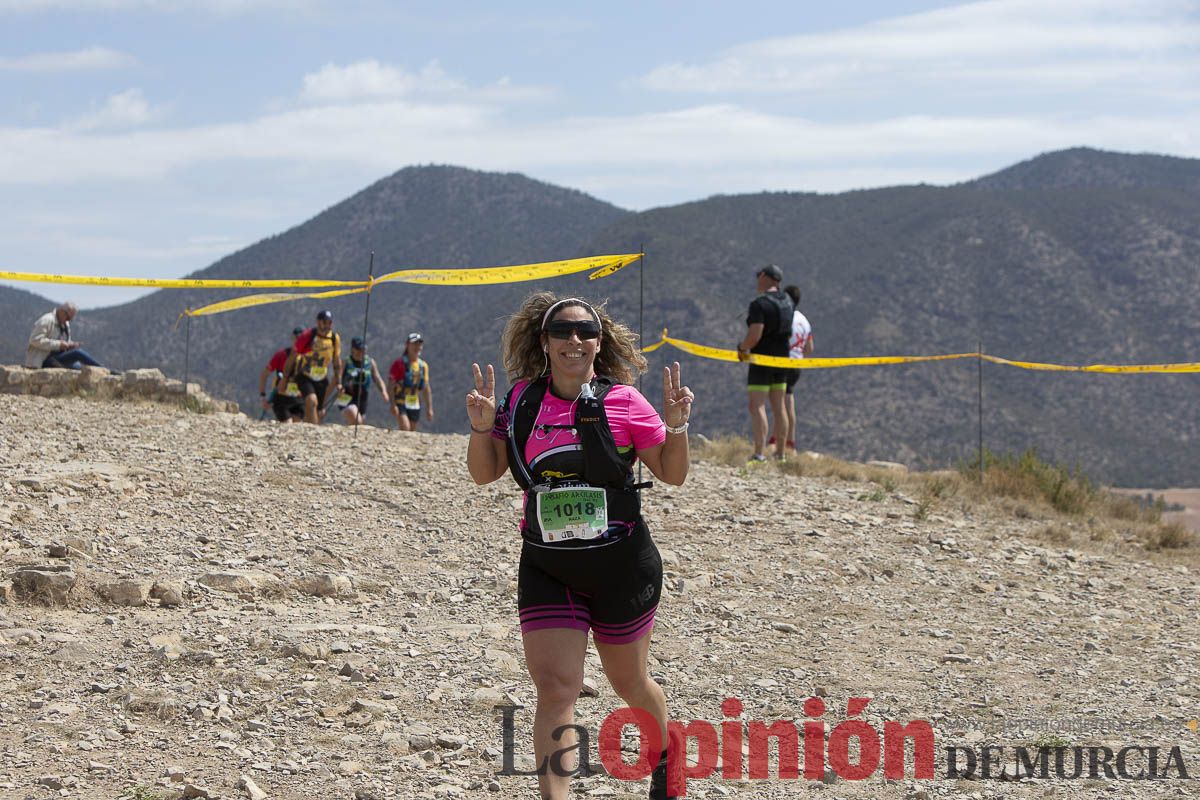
[0,393,1197,800]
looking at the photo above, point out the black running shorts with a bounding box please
[517,522,662,645]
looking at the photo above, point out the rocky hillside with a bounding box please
[1,395,1197,799]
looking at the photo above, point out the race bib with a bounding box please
[536,486,607,543]
[283,382,301,398]
[337,392,352,406]
[404,390,420,411]
[307,365,328,380]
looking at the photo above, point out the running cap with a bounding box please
[757,264,783,282]
[407,332,423,343]
[540,297,602,332]
[316,309,333,322]
[350,336,365,350]
[291,326,305,337]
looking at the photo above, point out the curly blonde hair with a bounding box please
[501,291,647,385]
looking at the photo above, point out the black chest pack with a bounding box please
[504,376,649,527]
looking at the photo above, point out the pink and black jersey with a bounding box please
[493,378,665,546]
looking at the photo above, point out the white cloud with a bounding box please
[66,88,160,130]
[297,59,551,106]
[0,46,134,71]
[640,0,1200,96]
[300,60,464,104]
[0,96,1196,198]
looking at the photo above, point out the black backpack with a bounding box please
[764,291,795,346]
[503,376,647,524]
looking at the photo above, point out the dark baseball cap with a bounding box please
[757,264,783,282]
[350,336,365,350]
[316,310,333,322]
[291,326,305,337]
[407,332,423,343]
[753,263,782,283]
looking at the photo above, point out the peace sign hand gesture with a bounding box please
[663,361,694,428]
[466,363,497,431]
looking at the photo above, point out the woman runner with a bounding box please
[465,293,693,800]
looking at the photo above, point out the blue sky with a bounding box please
[2,0,1198,307]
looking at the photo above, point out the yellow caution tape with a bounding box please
[1,253,641,293]
[752,351,977,368]
[185,287,368,318]
[178,253,642,318]
[0,270,366,290]
[647,331,976,368]
[372,253,642,286]
[642,332,1200,374]
[980,354,1200,374]
[641,329,669,354]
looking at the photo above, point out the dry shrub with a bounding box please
[1148,522,1195,550]
[965,449,1095,515]
[923,473,963,500]
[775,458,805,478]
[794,453,866,482]
[697,436,1195,552]
[1095,491,1165,524]
[1037,524,1073,545]
[694,435,753,467]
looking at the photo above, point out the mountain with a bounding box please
[970,147,1200,193]
[80,164,632,417]
[589,171,1200,486]
[6,150,1199,486]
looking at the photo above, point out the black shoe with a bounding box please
[648,731,683,800]
[649,750,671,799]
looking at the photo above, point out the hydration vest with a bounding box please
[504,376,649,536]
[343,356,373,390]
[401,355,427,389]
[296,329,340,380]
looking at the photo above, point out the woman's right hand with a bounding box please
[466,363,496,430]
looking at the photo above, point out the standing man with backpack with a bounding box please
[737,264,795,462]
[389,332,434,431]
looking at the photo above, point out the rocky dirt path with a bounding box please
[1,394,1197,799]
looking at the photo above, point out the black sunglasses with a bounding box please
[544,320,601,340]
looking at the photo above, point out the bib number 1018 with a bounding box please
[549,500,597,517]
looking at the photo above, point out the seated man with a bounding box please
[26,302,107,370]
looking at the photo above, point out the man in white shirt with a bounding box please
[781,285,814,455]
[26,302,107,370]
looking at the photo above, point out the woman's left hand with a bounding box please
[663,361,694,427]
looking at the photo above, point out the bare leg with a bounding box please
[595,634,668,754]
[768,388,786,458]
[747,392,768,457]
[784,391,796,453]
[523,628,589,800]
[303,393,320,424]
